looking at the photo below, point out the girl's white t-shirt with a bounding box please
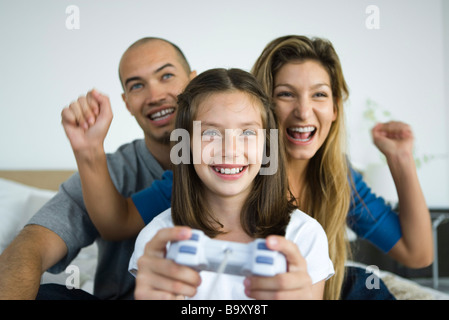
[129,208,334,300]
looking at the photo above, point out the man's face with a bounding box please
[120,40,195,145]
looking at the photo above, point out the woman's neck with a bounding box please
[287,157,309,204]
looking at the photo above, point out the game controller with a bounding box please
[166,229,287,277]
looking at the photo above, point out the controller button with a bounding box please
[179,245,197,254]
[189,233,200,241]
[255,255,274,265]
[257,242,270,251]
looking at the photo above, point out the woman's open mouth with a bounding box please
[286,126,317,143]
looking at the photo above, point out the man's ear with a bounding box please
[122,93,132,113]
[189,70,197,81]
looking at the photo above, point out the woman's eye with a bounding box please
[314,92,328,98]
[275,91,293,98]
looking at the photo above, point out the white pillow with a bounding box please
[0,178,98,294]
[0,178,56,253]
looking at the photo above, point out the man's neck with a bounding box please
[144,136,172,170]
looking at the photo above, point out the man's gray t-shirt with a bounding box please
[28,139,164,299]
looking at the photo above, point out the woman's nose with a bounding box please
[293,97,312,120]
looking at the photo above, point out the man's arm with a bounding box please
[61,89,144,240]
[0,225,67,299]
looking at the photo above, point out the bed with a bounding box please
[0,170,448,300]
[0,170,97,294]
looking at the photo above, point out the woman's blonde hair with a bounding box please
[172,68,296,239]
[251,35,352,300]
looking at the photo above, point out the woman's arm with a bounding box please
[372,122,433,268]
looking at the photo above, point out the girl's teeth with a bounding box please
[214,167,244,175]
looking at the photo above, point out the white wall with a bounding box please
[0,0,447,207]
[444,0,449,207]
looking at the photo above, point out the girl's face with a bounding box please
[273,60,337,162]
[192,91,264,201]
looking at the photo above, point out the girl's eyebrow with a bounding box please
[200,120,263,128]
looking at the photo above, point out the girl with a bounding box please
[251,35,432,300]
[129,68,334,299]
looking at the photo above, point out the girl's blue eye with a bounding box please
[242,129,256,136]
[202,129,221,137]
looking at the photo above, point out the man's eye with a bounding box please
[129,83,143,91]
[162,73,174,80]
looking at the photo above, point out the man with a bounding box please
[0,37,196,299]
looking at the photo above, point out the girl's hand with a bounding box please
[134,227,202,300]
[243,236,324,300]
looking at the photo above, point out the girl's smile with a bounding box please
[211,165,248,180]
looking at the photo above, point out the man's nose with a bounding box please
[146,82,166,105]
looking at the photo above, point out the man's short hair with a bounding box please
[118,37,191,89]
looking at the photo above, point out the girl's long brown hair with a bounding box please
[171,68,296,239]
[252,35,352,300]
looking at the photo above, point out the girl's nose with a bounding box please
[223,129,244,163]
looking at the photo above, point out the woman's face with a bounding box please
[192,91,264,200]
[273,60,337,162]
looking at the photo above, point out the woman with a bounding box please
[251,35,432,300]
